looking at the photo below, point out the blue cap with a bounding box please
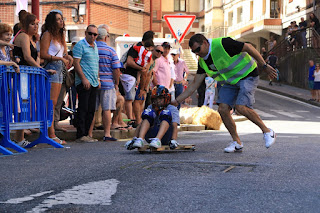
[50,9,63,15]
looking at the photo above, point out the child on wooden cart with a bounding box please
[125,85,180,150]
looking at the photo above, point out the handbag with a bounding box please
[65,66,75,88]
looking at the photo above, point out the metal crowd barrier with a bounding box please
[0,65,64,155]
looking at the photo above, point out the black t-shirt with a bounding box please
[123,41,143,79]
[299,21,307,32]
[267,55,277,68]
[197,37,258,78]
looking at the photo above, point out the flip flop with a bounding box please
[51,137,67,145]
[122,125,133,130]
[113,127,128,132]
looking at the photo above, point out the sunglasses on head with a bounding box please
[192,44,202,54]
[87,32,98,36]
[155,49,163,54]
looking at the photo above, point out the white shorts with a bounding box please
[96,88,117,111]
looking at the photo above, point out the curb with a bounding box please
[258,85,320,107]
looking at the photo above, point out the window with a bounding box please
[270,0,279,18]
[174,0,186,11]
[250,1,253,20]
[228,12,233,27]
[237,7,243,23]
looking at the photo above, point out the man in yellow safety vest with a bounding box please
[172,34,278,153]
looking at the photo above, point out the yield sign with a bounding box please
[164,15,196,43]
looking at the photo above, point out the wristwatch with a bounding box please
[263,63,268,69]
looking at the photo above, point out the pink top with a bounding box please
[174,58,189,82]
[153,55,172,89]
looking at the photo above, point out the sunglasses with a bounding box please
[87,32,98,36]
[192,44,202,54]
[155,49,164,54]
[171,53,177,56]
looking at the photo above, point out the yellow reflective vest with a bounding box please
[199,37,257,85]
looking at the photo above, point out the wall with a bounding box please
[277,48,316,89]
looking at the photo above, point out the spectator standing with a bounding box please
[40,10,72,144]
[172,34,277,153]
[203,75,217,109]
[172,49,189,109]
[88,27,121,141]
[0,23,19,72]
[13,13,55,146]
[260,47,268,60]
[73,25,100,142]
[313,63,320,102]
[152,42,172,89]
[266,52,278,86]
[299,17,307,49]
[121,31,154,126]
[308,60,316,101]
[132,40,154,127]
[265,35,277,52]
[309,13,320,48]
[0,23,25,148]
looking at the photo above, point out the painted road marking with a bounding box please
[0,191,53,204]
[27,179,120,212]
[1,179,120,213]
[254,109,277,118]
[270,110,303,118]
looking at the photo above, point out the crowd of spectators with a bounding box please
[0,9,190,146]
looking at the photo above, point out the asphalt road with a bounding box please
[0,89,320,213]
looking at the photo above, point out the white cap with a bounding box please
[170,49,179,55]
[71,37,81,43]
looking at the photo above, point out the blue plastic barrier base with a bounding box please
[0,137,28,155]
[0,145,13,155]
[25,132,64,149]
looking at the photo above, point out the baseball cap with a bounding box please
[161,42,171,49]
[170,49,179,55]
[50,9,63,15]
[71,37,81,44]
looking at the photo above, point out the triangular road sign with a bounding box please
[164,15,196,43]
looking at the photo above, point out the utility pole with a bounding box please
[31,0,40,19]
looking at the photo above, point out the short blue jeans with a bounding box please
[45,60,64,84]
[217,76,259,109]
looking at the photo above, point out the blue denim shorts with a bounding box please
[135,85,145,100]
[217,76,259,109]
[309,80,314,89]
[45,60,63,84]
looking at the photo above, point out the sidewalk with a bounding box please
[22,79,319,142]
[258,79,320,107]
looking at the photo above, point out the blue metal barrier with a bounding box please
[0,65,64,155]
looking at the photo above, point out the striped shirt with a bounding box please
[73,39,99,87]
[133,45,152,67]
[96,41,121,90]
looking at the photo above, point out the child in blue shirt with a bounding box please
[125,85,180,150]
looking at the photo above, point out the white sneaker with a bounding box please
[169,140,179,149]
[264,128,276,148]
[149,138,161,149]
[132,138,144,148]
[125,137,137,150]
[16,139,31,148]
[224,141,243,153]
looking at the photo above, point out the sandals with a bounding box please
[51,137,67,145]
[112,127,128,132]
